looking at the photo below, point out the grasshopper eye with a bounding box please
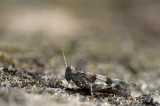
[66,66,74,71]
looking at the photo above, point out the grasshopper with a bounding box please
[61,49,139,96]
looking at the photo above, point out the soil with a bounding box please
[0,35,160,106]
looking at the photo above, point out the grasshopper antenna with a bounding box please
[61,48,68,67]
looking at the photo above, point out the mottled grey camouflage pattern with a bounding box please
[65,66,138,96]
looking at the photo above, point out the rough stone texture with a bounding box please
[143,90,160,105]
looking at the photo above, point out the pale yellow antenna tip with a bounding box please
[61,48,68,67]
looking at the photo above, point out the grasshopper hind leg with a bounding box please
[90,83,94,96]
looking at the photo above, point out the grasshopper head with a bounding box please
[66,65,74,73]
[61,48,74,82]
[65,65,74,82]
